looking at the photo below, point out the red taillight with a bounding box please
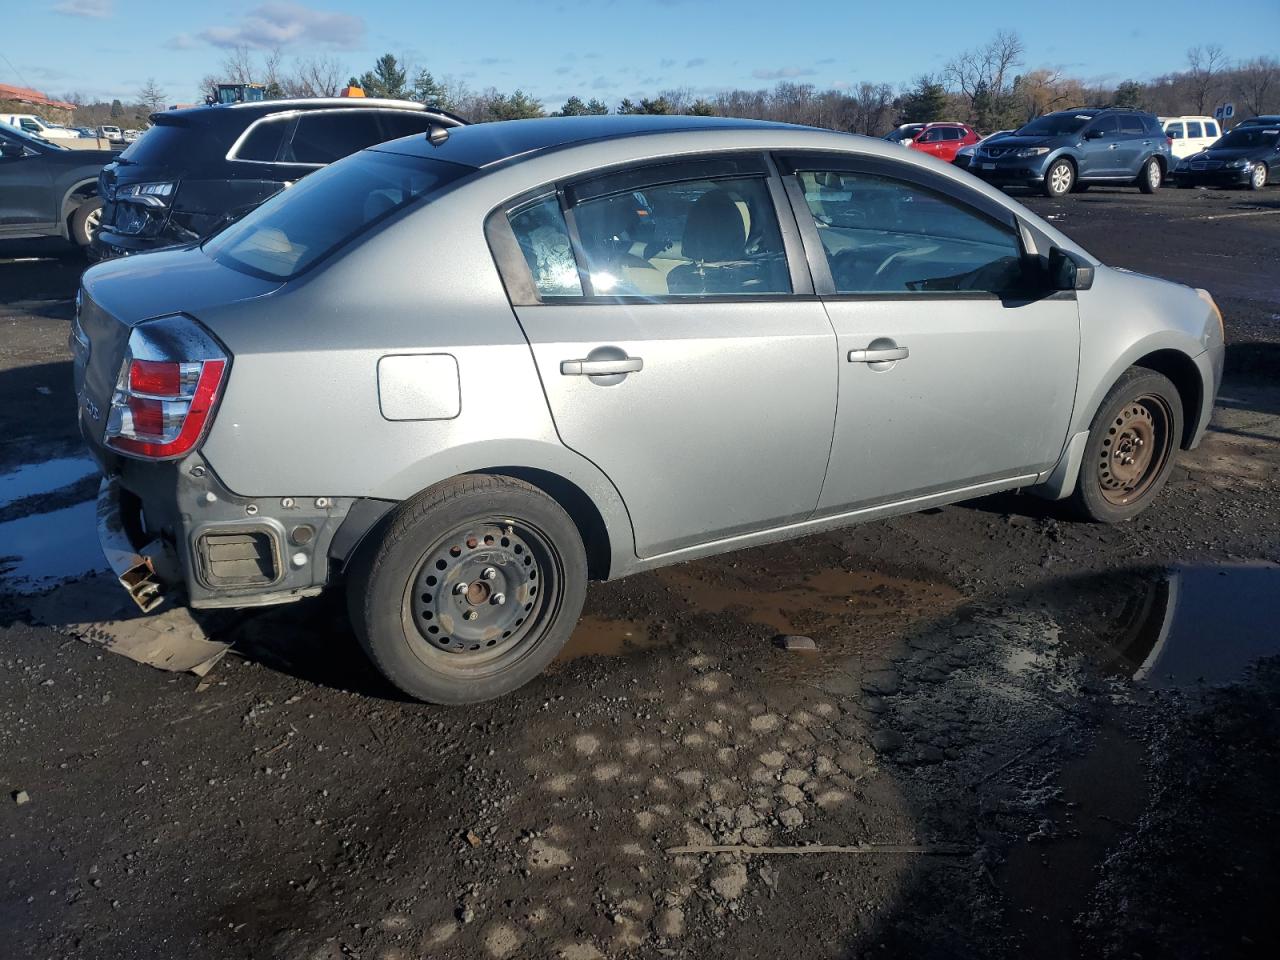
[1166,136,1173,147]
[105,316,228,460]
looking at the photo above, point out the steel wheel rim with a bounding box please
[1097,394,1174,506]
[1051,164,1071,194]
[403,517,561,673]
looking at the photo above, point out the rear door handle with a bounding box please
[848,346,909,363]
[561,356,644,376]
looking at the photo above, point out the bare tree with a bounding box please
[1185,44,1228,114]
[219,44,258,84]
[1234,55,1280,118]
[285,55,347,98]
[945,31,1024,127]
[137,77,167,114]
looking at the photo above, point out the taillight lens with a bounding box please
[105,315,228,460]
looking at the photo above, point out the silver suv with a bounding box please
[73,116,1224,703]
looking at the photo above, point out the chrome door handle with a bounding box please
[848,346,908,363]
[1108,144,1119,150]
[561,356,644,376]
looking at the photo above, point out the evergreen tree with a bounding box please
[359,54,408,100]
[898,77,948,123]
[412,69,449,109]
[110,98,123,119]
[483,90,544,121]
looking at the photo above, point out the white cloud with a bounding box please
[751,66,817,80]
[165,34,198,51]
[197,2,365,51]
[53,0,112,17]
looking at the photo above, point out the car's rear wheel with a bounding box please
[1044,159,1075,198]
[347,476,587,704]
[1138,158,1162,194]
[69,197,103,247]
[1248,163,1268,190]
[1071,368,1183,523]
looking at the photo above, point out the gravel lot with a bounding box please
[2,184,1278,960]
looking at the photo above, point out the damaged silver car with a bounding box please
[73,115,1224,703]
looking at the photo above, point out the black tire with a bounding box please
[1247,163,1268,191]
[347,475,588,704]
[1043,159,1075,198]
[69,197,103,247]
[1070,367,1183,523]
[1138,157,1162,194]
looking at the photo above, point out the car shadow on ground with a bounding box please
[0,238,85,311]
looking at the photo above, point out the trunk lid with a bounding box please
[74,247,281,447]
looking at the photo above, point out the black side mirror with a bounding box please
[1048,247,1094,291]
[0,142,24,159]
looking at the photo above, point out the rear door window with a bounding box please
[507,196,583,298]
[1187,121,1203,138]
[568,174,791,297]
[1205,121,1219,137]
[283,111,384,165]
[1119,115,1145,136]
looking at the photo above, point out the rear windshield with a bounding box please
[1016,114,1092,137]
[204,150,471,280]
[118,121,220,164]
[1216,128,1279,149]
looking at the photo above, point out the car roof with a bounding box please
[155,98,466,130]
[371,114,805,169]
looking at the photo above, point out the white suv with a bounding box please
[1161,116,1222,162]
[0,113,80,140]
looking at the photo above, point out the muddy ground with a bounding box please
[2,185,1279,960]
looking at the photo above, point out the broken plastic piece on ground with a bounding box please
[776,634,818,651]
[28,573,235,676]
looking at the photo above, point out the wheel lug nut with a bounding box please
[491,593,506,605]
[464,610,478,621]
[454,582,469,595]
[482,567,498,581]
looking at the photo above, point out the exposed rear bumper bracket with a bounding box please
[97,477,166,612]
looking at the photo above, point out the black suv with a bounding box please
[0,124,114,247]
[968,108,1173,197]
[92,98,465,259]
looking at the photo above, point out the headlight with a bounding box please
[116,181,176,206]
[1013,147,1050,158]
[1226,158,1250,169]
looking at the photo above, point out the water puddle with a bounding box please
[556,615,667,662]
[1079,563,1280,690]
[0,455,96,508]
[657,563,961,638]
[0,500,106,592]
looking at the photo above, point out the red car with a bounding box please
[883,122,981,162]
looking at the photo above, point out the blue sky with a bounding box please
[8,0,1280,106]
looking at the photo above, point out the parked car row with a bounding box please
[947,107,1276,196]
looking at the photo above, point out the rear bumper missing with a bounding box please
[97,476,170,612]
[92,453,381,611]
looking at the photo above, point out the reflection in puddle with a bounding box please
[658,564,961,638]
[0,500,106,591]
[556,615,666,662]
[1090,563,1280,690]
[0,455,96,508]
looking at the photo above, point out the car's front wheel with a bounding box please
[1138,158,1163,194]
[348,476,587,704]
[1071,367,1183,523]
[1044,159,1075,198]
[1248,163,1268,190]
[69,197,103,247]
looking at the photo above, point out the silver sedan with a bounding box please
[73,115,1224,703]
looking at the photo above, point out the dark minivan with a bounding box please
[92,98,465,259]
[968,107,1172,198]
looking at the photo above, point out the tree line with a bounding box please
[55,35,1279,135]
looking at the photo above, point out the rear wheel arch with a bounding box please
[341,468,615,583]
